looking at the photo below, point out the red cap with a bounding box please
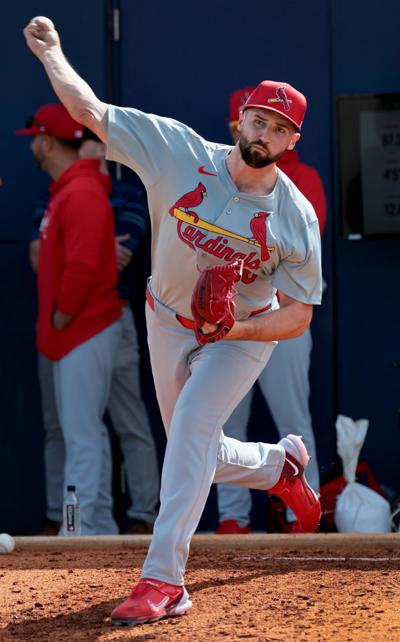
[228,86,255,125]
[16,103,85,140]
[242,80,307,130]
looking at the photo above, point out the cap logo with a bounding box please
[242,91,252,105]
[267,86,292,112]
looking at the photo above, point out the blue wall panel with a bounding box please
[0,2,107,241]
[331,0,400,486]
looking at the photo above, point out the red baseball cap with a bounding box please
[16,103,85,140]
[242,80,307,130]
[228,86,255,126]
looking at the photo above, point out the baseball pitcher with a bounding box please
[24,16,322,627]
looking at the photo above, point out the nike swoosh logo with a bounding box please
[198,165,217,176]
[286,458,299,477]
[147,596,170,613]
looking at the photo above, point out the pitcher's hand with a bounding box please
[23,16,61,60]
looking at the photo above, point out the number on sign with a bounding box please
[381,133,400,147]
[384,202,400,217]
[384,168,400,181]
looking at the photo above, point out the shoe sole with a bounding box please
[112,597,193,627]
[285,434,310,468]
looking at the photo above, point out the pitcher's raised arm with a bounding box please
[23,16,108,142]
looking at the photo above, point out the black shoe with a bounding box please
[35,519,60,536]
[125,519,154,535]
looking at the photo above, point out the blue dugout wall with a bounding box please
[0,1,398,533]
[332,0,400,486]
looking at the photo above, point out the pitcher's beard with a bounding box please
[239,134,285,168]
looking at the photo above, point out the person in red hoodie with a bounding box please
[215,87,327,535]
[17,103,122,535]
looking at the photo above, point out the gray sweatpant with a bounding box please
[53,320,122,535]
[38,308,159,530]
[217,328,320,526]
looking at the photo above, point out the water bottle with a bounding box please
[62,485,81,536]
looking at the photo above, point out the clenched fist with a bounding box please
[23,16,61,60]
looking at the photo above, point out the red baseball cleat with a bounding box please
[268,435,321,533]
[111,578,192,627]
[286,520,305,533]
[215,519,251,534]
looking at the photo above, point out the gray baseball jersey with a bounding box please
[106,107,322,317]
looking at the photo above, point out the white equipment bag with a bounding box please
[334,415,391,533]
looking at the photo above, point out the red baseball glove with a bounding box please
[191,260,243,345]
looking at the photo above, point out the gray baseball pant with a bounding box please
[141,286,285,585]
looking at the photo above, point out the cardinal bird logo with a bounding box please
[250,212,270,261]
[276,86,292,111]
[169,182,207,223]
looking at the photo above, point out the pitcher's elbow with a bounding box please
[297,305,313,335]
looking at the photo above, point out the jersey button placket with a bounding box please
[227,195,239,215]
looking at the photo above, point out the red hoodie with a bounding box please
[277,150,327,236]
[37,159,122,360]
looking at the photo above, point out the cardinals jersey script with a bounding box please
[106,107,322,318]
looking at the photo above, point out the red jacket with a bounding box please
[37,159,122,360]
[277,150,327,236]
